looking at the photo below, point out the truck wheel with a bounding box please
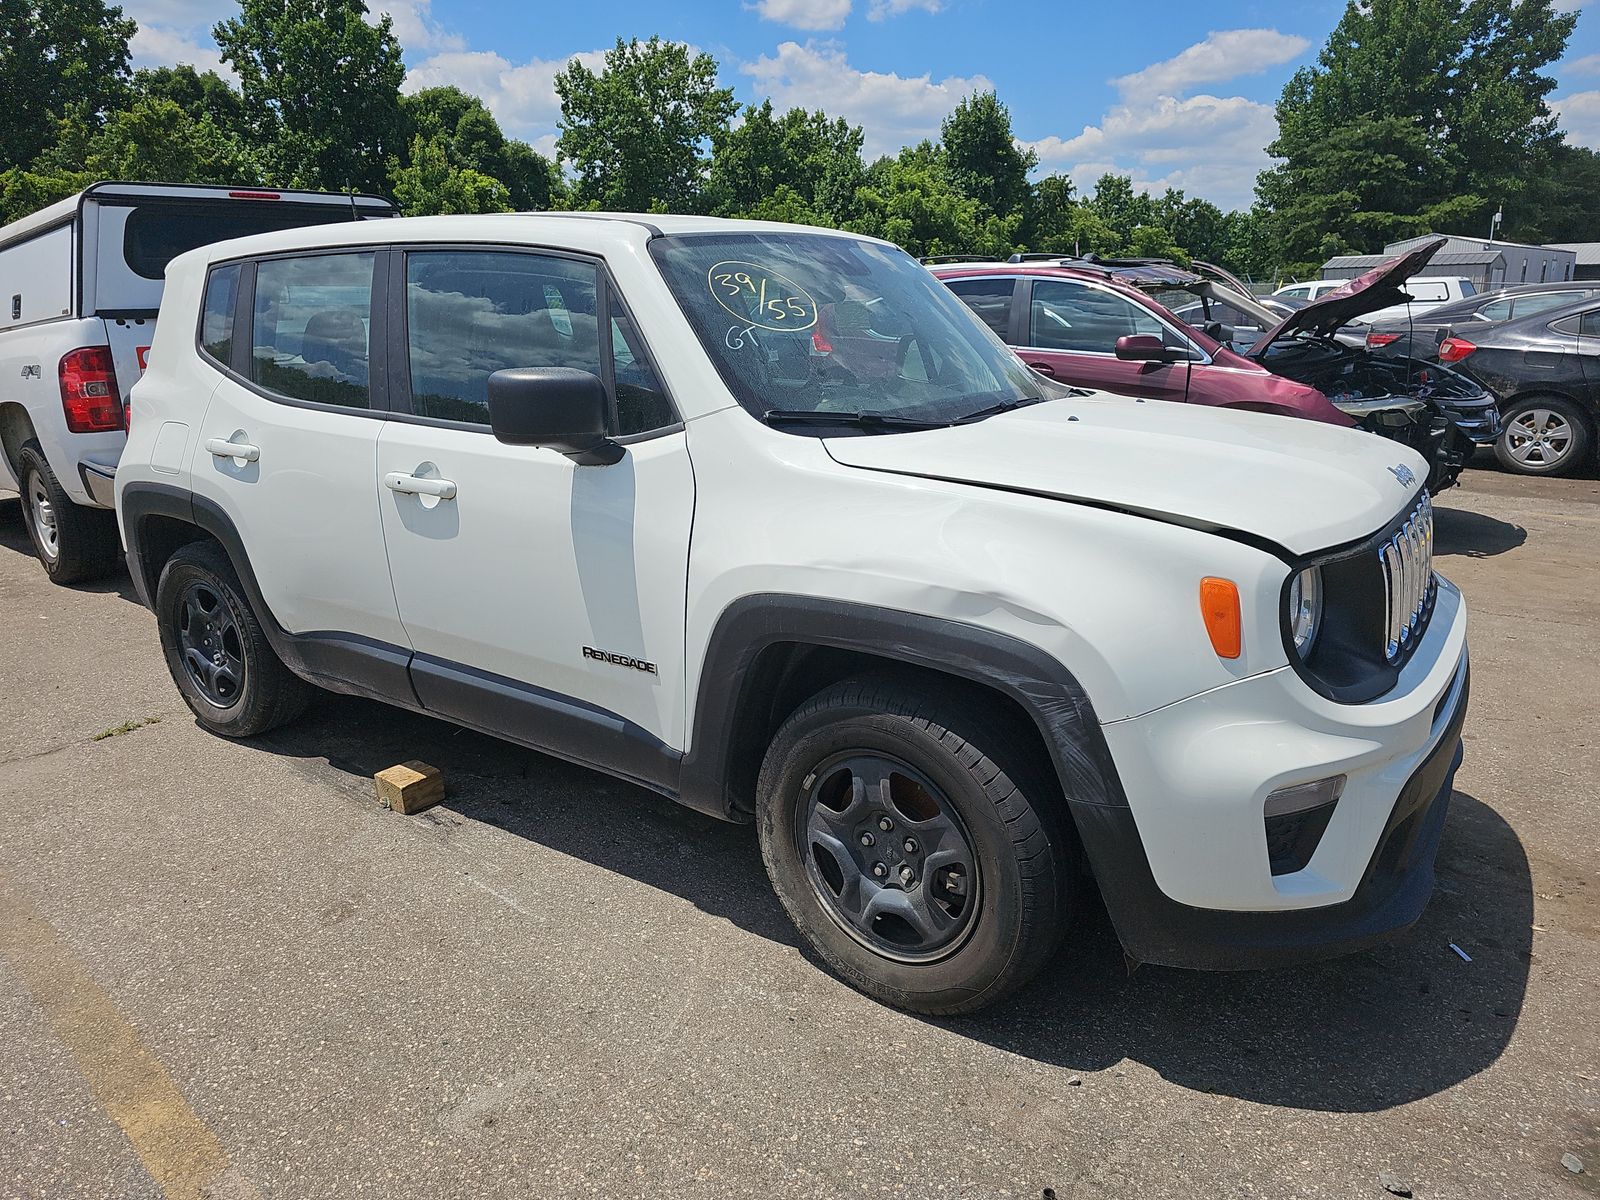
[757,676,1072,1015]
[17,442,121,584]
[1494,396,1592,476]
[155,541,312,738]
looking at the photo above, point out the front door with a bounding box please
[1018,277,1192,403]
[375,247,694,768]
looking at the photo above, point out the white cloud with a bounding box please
[741,40,989,159]
[749,0,852,32]
[1026,92,1281,210]
[1111,28,1309,96]
[403,48,610,140]
[1018,29,1310,211]
[1554,89,1600,146]
[868,0,942,18]
[129,22,231,76]
[376,0,466,53]
[1562,52,1600,76]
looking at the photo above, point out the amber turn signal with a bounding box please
[1199,577,1242,659]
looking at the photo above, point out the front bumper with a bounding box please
[1437,397,1503,445]
[1078,576,1469,970]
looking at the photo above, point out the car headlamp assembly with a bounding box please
[1286,565,1324,660]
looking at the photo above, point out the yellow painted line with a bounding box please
[0,873,255,1200]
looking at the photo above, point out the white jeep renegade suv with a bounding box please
[116,215,1469,1014]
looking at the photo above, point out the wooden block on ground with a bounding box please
[375,761,444,814]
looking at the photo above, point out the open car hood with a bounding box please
[1250,237,1448,356]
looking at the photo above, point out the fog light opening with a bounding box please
[1264,775,1346,876]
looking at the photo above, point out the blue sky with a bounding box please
[124,0,1600,212]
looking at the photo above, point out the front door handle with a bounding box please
[384,472,458,500]
[1027,362,1056,376]
[205,437,260,462]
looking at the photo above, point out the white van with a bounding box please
[0,182,394,582]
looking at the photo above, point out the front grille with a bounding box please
[1380,493,1435,662]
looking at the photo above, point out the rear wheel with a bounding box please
[757,676,1072,1015]
[155,541,312,737]
[1494,396,1592,476]
[17,442,120,584]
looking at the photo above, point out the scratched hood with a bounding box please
[822,394,1423,555]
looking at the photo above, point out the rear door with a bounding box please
[941,276,1020,344]
[190,247,406,650]
[1016,277,1193,402]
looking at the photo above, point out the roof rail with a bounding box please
[920,254,997,265]
[1006,252,1071,263]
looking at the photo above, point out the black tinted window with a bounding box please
[200,264,240,366]
[610,312,676,434]
[943,277,1015,340]
[1583,310,1600,336]
[406,251,603,424]
[250,253,374,409]
[124,202,371,281]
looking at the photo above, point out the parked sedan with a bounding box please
[1365,280,1600,361]
[1433,295,1600,475]
[932,242,1484,491]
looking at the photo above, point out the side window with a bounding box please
[250,253,374,409]
[405,251,601,424]
[1581,310,1600,337]
[1278,286,1310,300]
[1408,281,1449,303]
[1514,292,1581,318]
[610,312,676,434]
[1477,298,1513,322]
[1028,280,1166,353]
[943,277,1016,341]
[200,264,241,367]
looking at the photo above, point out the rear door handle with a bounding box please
[205,437,260,462]
[384,472,457,500]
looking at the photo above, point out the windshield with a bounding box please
[650,232,1049,428]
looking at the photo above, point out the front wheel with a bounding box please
[757,677,1073,1015]
[1494,396,1593,476]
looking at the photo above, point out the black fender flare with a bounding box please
[676,594,1130,821]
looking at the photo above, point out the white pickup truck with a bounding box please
[1276,274,1477,326]
[0,182,394,582]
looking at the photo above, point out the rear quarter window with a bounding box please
[199,264,241,366]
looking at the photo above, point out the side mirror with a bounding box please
[487,367,623,465]
[1115,334,1179,363]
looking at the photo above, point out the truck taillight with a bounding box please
[60,347,123,433]
[1438,337,1477,363]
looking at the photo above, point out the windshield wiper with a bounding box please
[761,409,951,430]
[954,395,1054,423]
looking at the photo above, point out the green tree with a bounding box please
[1260,0,1575,265]
[132,65,251,141]
[391,133,510,215]
[1,98,266,223]
[1023,174,1121,256]
[0,0,135,170]
[1514,143,1600,244]
[399,86,559,210]
[940,91,1036,219]
[706,100,865,225]
[555,37,737,212]
[213,0,405,194]
[849,142,1020,259]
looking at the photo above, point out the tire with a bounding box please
[17,441,121,584]
[756,676,1073,1015]
[1494,396,1593,477]
[154,540,313,738]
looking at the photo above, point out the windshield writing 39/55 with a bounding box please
[651,232,1051,431]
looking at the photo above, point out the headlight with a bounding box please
[1287,566,1324,659]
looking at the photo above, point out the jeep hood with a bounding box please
[822,395,1422,555]
[1251,237,1448,354]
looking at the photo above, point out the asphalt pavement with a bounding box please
[0,464,1596,1200]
